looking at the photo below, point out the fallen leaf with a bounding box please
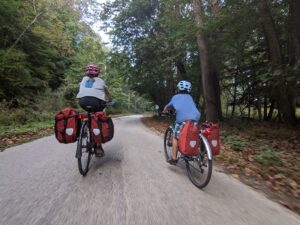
[231,174,239,179]
[291,190,300,198]
[274,174,285,180]
[266,181,273,188]
[286,178,298,190]
[244,168,253,176]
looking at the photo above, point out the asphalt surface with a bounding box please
[0,115,299,225]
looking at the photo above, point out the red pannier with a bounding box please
[178,120,200,156]
[55,108,79,143]
[201,123,221,156]
[91,112,114,144]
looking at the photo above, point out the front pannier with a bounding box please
[55,108,79,143]
[91,112,114,144]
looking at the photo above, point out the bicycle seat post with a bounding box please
[85,106,93,129]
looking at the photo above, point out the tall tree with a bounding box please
[193,0,219,122]
[258,0,298,125]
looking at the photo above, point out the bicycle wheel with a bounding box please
[77,121,92,176]
[185,135,213,189]
[164,127,173,162]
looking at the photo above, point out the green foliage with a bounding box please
[225,135,247,151]
[255,148,283,167]
[0,0,105,106]
[101,0,299,124]
[101,0,201,109]
[0,119,53,136]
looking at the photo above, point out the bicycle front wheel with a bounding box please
[77,121,92,176]
[185,136,213,189]
[163,127,173,162]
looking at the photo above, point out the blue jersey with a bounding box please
[165,94,201,123]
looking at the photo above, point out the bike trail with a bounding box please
[0,115,299,225]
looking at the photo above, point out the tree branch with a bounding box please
[9,10,45,51]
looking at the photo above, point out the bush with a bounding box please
[0,102,32,126]
[0,90,62,128]
[255,148,283,167]
[34,89,68,112]
[225,135,247,151]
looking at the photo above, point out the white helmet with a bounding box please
[177,80,192,93]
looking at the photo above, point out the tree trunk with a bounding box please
[175,60,188,80]
[231,72,238,117]
[210,0,223,120]
[174,0,188,81]
[266,99,275,121]
[193,0,219,123]
[194,70,202,108]
[288,0,300,65]
[258,0,297,125]
[257,96,262,121]
[263,96,268,121]
[258,0,282,64]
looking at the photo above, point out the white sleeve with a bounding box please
[103,80,108,89]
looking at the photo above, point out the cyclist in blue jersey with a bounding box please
[163,80,201,165]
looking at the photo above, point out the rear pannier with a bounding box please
[55,108,79,143]
[91,112,114,144]
[201,123,221,156]
[178,120,200,156]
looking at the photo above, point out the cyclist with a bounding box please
[163,80,201,165]
[76,64,112,157]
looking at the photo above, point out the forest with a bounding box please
[101,0,300,125]
[0,0,152,130]
[0,0,299,128]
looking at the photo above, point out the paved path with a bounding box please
[0,115,299,225]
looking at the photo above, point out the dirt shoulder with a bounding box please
[141,116,300,214]
[0,128,53,151]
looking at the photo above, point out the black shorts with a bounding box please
[78,96,106,112]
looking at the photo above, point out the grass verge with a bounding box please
[0,120,54,151]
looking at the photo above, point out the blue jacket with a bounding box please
[165,94,201,123]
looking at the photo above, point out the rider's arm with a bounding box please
[104,87,112,102]
[163,98,174,113]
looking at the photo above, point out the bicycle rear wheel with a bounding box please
[77,121,92,176]
[164,127,173,162]
[185,136,213,189]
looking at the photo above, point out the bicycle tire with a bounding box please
[77,121,92,176]
[185,136,213,189]
[163,127,173,162]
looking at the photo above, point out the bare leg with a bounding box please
[172,138,178,160]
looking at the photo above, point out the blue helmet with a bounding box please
[177,80,192,93]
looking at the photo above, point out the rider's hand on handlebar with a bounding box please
[106,100,116,107]
[162,107,175,115]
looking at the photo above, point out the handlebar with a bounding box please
[105,100,116,107]
[160,111,175,117]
